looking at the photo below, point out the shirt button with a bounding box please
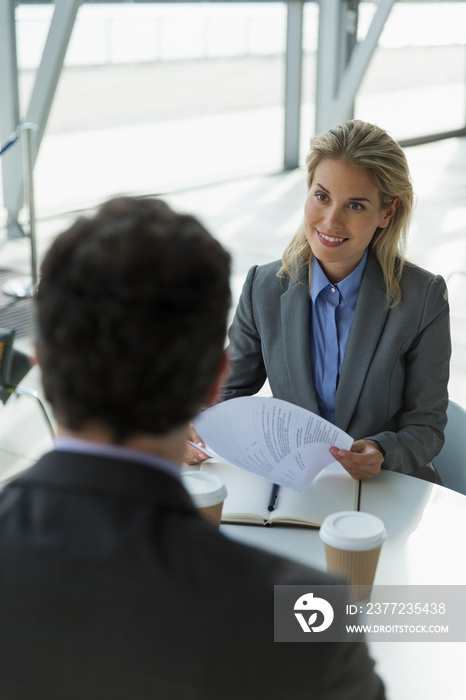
[331,287,336,293]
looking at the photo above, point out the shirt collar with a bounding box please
[310,248,368,310]
[53,436,181,481]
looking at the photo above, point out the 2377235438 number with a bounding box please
[365,602,446,615]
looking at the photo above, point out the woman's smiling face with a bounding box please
[304,158,399,283]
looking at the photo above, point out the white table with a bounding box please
[222,471,466,700]
[360,471,466,700]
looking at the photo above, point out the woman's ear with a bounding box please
[378,197,400,229]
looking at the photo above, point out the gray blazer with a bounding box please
[224,250,451,476]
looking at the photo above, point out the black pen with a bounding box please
[268,483,280,512]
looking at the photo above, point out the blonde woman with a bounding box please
[223,120,450,483]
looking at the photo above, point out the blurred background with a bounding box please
[3,0,466,213]
[0,0,465,404]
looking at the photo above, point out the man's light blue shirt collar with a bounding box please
[54,436,181,481]
[310,248,368,308]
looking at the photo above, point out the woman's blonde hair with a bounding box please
[279,120,414,307]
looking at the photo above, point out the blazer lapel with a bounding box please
[280,267,320,413]
[335,252,389,432]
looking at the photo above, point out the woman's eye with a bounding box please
[349,202,364,211]
[315,192,328,202]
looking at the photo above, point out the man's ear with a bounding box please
[204,351,231,408]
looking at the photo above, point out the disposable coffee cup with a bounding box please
[182,471,227,528]
[319,511,386,601]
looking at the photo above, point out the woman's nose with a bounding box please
[325,205,344,230]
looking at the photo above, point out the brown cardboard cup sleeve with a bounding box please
[319,511,386,600]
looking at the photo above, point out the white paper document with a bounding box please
[193,397,353,491]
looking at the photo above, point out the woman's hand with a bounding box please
[329,439,384,480]
[184,424,211,466]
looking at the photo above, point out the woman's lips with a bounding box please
[317,230,347,247]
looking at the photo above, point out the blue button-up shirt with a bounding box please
[309,250,368,423]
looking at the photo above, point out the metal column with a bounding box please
[0,0,82,239]
[0,0,22,238]
[315,0,396,135]
[284,0,304,170]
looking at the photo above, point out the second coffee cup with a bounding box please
[319,511,386,601]
[182,471,227,528]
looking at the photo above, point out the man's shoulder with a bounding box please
[0,449,338,591]
[1,449,335,589]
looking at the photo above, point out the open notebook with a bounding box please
[200,460,359,528]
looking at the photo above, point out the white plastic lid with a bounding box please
[181,471,227,508]
[319,511,386,552]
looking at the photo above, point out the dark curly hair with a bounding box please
[36,196,231,441]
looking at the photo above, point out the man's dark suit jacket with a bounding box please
[0,450,384,699]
